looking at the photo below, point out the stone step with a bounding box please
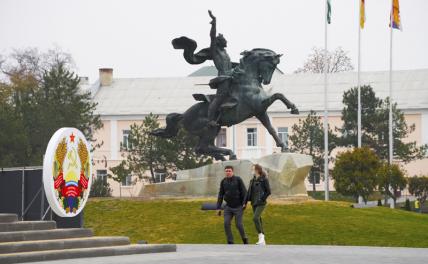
[0,214,18,223]
[0,221,56,232]
[0,244,177,264]
[0,236,130,254]
[0,228,93,243]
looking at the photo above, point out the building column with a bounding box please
[110,119,118,160]
[422,111,428,146]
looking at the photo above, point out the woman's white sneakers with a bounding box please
[256,233,266,245]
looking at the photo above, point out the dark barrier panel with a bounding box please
[23,169,49,221]
[0,168,83,227]
[0,170,24,218]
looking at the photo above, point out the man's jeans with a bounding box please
[224,205,247,244]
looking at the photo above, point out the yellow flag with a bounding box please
[360,0,365,29]
[390,0,402,30]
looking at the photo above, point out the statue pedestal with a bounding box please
[139,153,313,198]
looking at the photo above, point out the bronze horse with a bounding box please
[151,48,299,161]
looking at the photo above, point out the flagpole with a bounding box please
[357,0,362,148]
[324,0,329,201]
[389,0,393,165]
[357,0,363,205]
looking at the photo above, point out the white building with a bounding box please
[89,67,428,197]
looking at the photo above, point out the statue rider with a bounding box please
[171,10,238,128]
[206,10,234,127]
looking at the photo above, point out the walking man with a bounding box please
[217,165,248,244]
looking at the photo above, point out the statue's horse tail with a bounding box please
[172,37,212,65]
[150,113,183,138]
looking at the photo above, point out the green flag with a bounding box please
[327,0,332,24]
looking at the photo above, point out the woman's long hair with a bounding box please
[254,164,267,177]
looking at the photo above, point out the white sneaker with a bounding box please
[256,233,266,245]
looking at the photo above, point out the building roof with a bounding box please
[188,65,284,77]
[188,66,218,77]
[92,69,428,117]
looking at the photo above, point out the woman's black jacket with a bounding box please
[245,175,271,206]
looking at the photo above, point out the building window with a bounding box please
[122,130,131,150]
[278,127,288,148]
[96,170,108,185]
[154,172,166,183]
[216,128,227,147]
[247,128,257,147]
[121,175,132,186]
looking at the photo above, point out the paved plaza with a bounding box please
[32,244,428,264]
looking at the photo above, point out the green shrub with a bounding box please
[332,147,381,203]
[404,199,411,211]
[408,176,428,206]
[377,163,407,207]
[90,177,112,197]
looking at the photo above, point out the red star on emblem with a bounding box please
[70,133,75,142]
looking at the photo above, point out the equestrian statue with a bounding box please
[151,10,299,161]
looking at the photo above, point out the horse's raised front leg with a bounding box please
[263,93,299,114]
[256,113,288,152]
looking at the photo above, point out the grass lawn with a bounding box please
[84,198,428,247]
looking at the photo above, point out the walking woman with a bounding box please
[245,164,271,245]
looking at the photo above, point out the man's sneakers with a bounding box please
[256,233,266,245]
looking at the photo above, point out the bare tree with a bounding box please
[0,47,74,83]
[295,47,354,74]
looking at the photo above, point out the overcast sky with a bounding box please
[1,0,427,82]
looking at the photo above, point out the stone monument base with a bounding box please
[139,153,312,198]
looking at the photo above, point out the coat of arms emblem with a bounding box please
[43,128,92,217]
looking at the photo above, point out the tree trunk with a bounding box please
[149,164,155,183]
[390,190,397,209]
[309,132,315,196]
[312,171,316,194]
[149,142,156,183]
[390,195,396,209]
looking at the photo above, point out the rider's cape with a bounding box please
[172,37,212,65]
[172,36,240,68]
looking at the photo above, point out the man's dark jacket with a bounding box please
[217,175,247,209]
